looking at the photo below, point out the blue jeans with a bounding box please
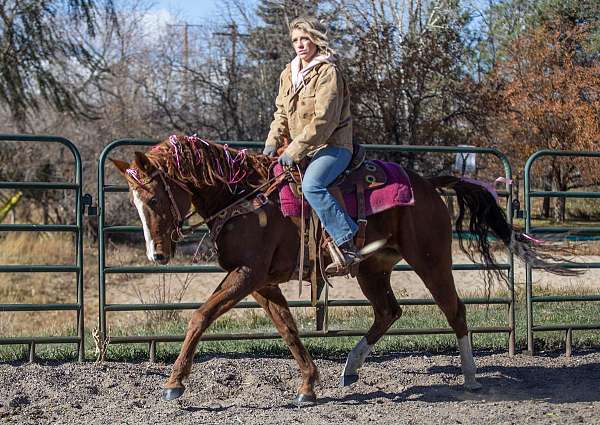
[302,145,358,246]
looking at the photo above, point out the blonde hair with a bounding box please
[289,16,335,56]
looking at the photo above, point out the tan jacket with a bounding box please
[265,61,353,162]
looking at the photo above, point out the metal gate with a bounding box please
[98,140,516,359]
[0,134,86,361]
[524,150,600,355]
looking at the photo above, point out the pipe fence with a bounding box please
[524,150,600,355]
[0,134,86,361]
[97,140,516,360]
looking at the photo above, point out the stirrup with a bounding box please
[324,241,362,276]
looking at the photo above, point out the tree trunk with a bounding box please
[541,176,551,218]
[553,193,566,222]
[551,172,566,223]
[542,197,550,218]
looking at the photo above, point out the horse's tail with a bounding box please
[428,175,581,280]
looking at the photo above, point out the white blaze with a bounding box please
[133,189,156,261]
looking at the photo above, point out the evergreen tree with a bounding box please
[475,0,600,69]
[0,0,115,131]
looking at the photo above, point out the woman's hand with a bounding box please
[278,152,295,167]
[263,145,277,157]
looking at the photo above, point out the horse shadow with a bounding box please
[178,352,600,412]
[314,353,600,406]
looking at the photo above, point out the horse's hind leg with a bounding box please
[252,286,319,405]
[410,258,482,390]
[341,256,402,386]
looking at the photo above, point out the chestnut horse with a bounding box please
[111,135,571,404]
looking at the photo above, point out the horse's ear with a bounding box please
[109,158,131,177]
[134,151,155,174]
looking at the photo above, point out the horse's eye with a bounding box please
[148,197,158,207]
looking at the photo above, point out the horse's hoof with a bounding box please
[340,374,358,387]
[293,393,317,406]
[162,386,185,401]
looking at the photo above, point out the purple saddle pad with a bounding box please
[274,160,415,218]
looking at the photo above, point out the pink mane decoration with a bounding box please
[125,168,145,187]
[155,134,258,193]
[222,144,249,185]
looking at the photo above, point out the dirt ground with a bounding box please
[1,351,599,424]
[2,242,600,424]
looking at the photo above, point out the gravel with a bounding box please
[1,350,599,424]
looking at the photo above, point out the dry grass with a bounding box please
[0,232,205,336]
[0,232,75,265]
[0,232,77,294]
[0,233,78,336]
[1,227,598,339]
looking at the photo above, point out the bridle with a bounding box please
[136,165,289,243]
[156,171,193,241]
[128,167,195,242]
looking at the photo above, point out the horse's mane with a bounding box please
[145,135,272,192]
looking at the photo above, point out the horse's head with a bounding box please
[111,151,192,265]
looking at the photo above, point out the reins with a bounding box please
[157,172,187,240]
[170,164,288,241]
[292,163,306,298]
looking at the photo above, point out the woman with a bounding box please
[263,16,360,275]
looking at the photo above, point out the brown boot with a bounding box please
[324,240,363,276]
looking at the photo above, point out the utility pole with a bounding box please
[214,23,249,77]
[214,23,249,140]
[168,23,203,99]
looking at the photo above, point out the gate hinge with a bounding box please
[82,193,98,216]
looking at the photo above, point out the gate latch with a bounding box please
[82,193,98,216]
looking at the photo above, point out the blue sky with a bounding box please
[150,0,257,23]
[151,0,218,21]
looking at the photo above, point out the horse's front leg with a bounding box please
[252,286,320,405]
[162,265,260,401]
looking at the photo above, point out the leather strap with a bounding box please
[355,183,367,250]
[298,166,306,298]
[309,211,319,307]
[357,183,366,222]
[209,195,270,245]
[180,170,287,239]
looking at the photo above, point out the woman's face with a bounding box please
[291,28,318,63]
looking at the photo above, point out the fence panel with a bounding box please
[524,150,600,355]
[0,134,85,361]
[98,140,515,360]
